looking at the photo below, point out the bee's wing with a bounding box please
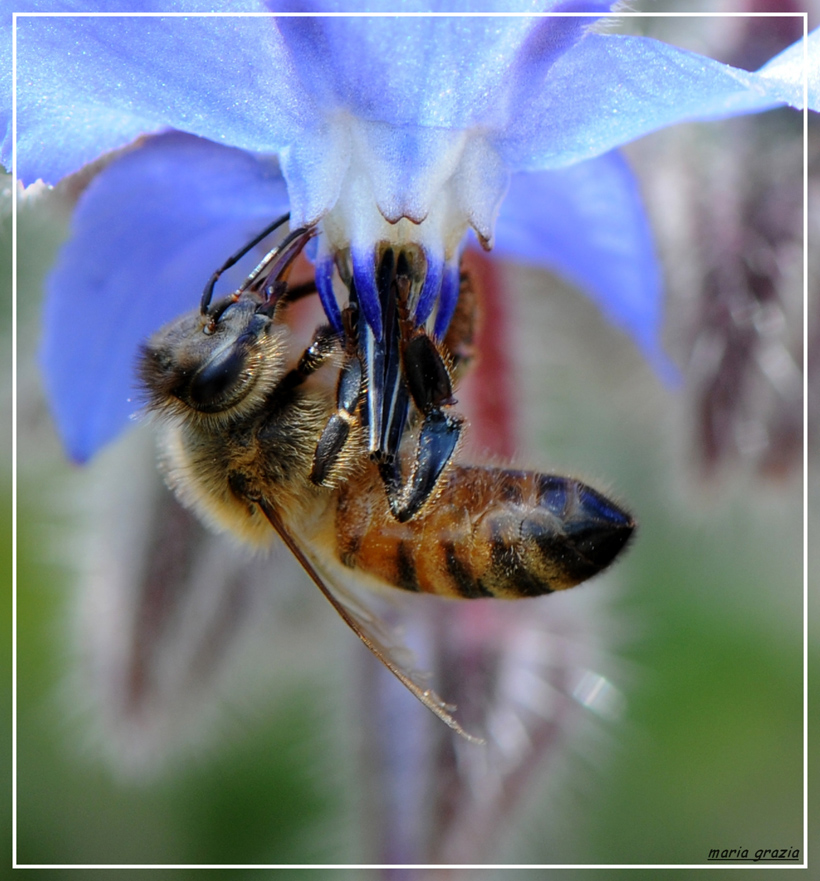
[258,499,482,743]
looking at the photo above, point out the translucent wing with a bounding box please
[257,498,483,743]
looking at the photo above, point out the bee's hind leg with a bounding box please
[379,329,463,523]
[374,264,478,523]
[379,411,462,523]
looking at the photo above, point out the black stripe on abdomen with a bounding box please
[394,539,421,592]
[444,542,494,598]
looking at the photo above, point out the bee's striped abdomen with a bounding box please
[335,465,635,598]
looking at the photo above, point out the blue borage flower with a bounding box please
[3,1,817,461]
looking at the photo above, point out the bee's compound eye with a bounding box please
[188,345,248,410]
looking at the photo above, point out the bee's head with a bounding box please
[139,293,288,425]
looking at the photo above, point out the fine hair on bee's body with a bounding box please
[138,220,635,734]
[140,292,634,602]
[144,297,345,548]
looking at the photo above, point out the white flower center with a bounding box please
[286,111,510,268]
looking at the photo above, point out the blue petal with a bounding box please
[5,3,614,178]
[275,8,609,224]
[3,1,278,173]
[757,27,820,111]
[40,132,290,462]
[491,151,676,379]
[267,0,604,9]
[272,5,611,130]
[10,11,313,184]
[497,31,814,170]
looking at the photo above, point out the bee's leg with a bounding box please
[308,304,364,487]
[386,266,481,519]
[276,279,318,306]
[310,350,364,486]
[380,330,463,523]
[379,411,462,523]
[274,324,339,398]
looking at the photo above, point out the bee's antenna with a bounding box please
[200,212,291,314]
[246,225,317,314]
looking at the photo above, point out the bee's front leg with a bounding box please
[274,323,339,399]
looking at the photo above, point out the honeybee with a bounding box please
[139,217,635,738]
